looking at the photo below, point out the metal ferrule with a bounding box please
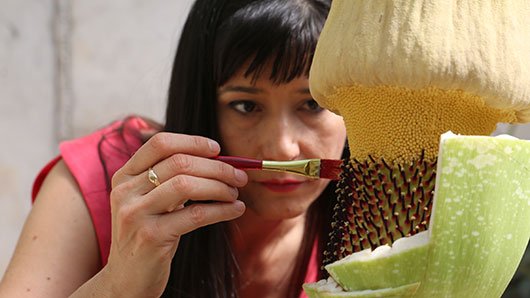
[262,159,320,178]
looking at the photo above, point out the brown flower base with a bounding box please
[323,151,437,268]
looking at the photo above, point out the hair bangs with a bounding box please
[214,0,329,86]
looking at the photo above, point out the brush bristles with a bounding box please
[319,159,344,180]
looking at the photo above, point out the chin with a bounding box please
[248,194,317,220]
[252,207,307,221]
[238,180,327,219]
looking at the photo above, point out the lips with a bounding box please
[259,179,305,193]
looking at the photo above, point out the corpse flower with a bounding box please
[304,1,530,297]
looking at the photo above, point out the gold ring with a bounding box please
[148,167,161,187]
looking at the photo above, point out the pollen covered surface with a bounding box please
[330,85,516,164]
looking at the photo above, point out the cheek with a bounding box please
[219,127,259,156]
[312,179,331,197]
[217,112,255,154]
[310,114,347,157]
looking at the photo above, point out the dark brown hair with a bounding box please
[163,0,338,297]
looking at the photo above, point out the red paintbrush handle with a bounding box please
[213,156,263,169]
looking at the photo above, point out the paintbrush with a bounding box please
[214,156,344,180]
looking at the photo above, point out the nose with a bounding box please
[260,113,301,161]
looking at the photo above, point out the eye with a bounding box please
[302,99,324,112]
[229,100,257,114]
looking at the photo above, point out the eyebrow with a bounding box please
[218,86,311,95]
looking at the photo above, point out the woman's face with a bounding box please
[217,64,346,220]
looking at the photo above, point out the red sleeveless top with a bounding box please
[31,117,318,297]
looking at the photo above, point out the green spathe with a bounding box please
[303,278,420,298]
[305,132,530,297]
[417,133,530,296]
[325,232,428,291]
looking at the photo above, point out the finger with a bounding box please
[135,154,248,195]
[139,129,158,142]
[142,175,241,214]
[120,133,220,177]
[156,200,246,237]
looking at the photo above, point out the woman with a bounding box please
[0,0,347,297]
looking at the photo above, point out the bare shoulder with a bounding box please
[0,159,101,297]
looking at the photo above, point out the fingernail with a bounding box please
[234,169,247,184]
[208,140,220,153]
[234,200,245,212]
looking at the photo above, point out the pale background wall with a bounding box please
[0,0,194,278]
[1,0,530,283]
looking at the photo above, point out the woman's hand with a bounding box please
[103,132,247,298]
